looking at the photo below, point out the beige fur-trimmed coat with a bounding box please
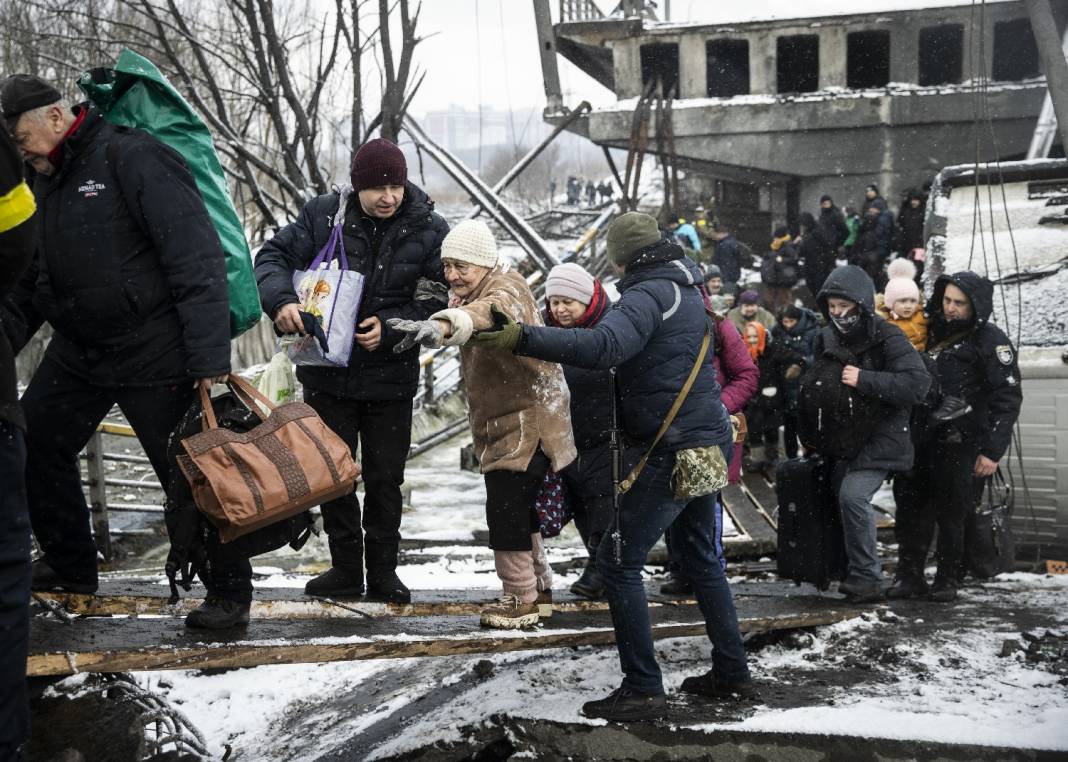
[432,268,577,475]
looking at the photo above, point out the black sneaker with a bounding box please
[886,575,929,600]
[928,578,959,602]
[679,670,758,700]
[838,577,885,604]
[581,686,667,721]
[660,574,694,596]
[930,395,973,423]
[570,565,604,599]
[185,596,251,629]
[367,570,411,604]
[31,559,98,595]
[304,567,365,598]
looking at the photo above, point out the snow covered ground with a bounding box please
[119,572,1068,760]
[63,436,1060,760]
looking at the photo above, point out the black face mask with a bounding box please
[830,308,862,336]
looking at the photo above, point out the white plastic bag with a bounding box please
[256,351,298,404]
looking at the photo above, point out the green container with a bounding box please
[78,49,261,338]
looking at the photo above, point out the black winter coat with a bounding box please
[812,265,931,472]
[856,201,894,261]
[800,223,838,289]
[821,206,850,248]
[897,203,925,253]
[519,241,733,453]
[712,234,746,285]
[0,129,36,428]
[255,182,449,401]
[7,106,230,386]
[925,272,1022,461]
[745,340,802,434]
[773,307,820,410]
[760,242,800,288]
[555,313,614,500]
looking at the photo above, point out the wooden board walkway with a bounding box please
[33,580,830,620]
[28,592,864,677]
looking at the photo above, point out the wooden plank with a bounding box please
[721,484,777,545]
[27,595,864,676]
[34,580,823,620]
[740,473,781,530]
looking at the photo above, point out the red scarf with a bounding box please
[544,279,610,328]
[45,106,88,172]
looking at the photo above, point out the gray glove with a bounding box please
[388,318,445,353]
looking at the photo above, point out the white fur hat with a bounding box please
[441,219,498,269]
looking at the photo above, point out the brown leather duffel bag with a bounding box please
[178,375,360,542]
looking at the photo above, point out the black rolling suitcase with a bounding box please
[775,456,847,590]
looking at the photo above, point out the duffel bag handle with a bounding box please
[197,374,280,432]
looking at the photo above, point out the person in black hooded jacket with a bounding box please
[2,75,231,597]
[801,265,930,602]
[0,120,36,762]
[888,271,1022,602]
[542,263,614,599]
[255,138,449,604]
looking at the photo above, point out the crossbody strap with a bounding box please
[618,321,711,494]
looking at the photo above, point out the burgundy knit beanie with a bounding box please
[350,138,407,191]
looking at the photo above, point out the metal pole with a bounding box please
[534,0,564,114]
[85,431,112,562]
[1026,0,1068,154]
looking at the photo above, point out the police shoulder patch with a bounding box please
[995,345,1013,365]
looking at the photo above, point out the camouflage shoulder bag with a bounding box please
[618,320,729,500]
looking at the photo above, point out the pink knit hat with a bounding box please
[883,277,920,309]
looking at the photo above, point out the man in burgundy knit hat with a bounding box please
[256,138,449,607]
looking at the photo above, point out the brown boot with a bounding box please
[480,594,539,629]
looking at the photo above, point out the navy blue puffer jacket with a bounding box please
[519,240,732,453]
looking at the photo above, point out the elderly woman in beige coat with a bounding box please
[388,220,576,629]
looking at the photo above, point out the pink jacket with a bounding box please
[713,317,759,483]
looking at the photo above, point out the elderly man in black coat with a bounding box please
[0,116,37,762]
[1,74,231,600]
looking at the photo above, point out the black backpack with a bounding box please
[164,391,315,602]
[797,324,892,460]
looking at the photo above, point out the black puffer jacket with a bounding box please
[6,105,230,385]
[255,182,449,401]
[0,128,36,428]
[546,308,614,500]
[926,272,1022,461]
[812,265,931,472]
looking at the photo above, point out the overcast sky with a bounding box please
[407,0,991,114]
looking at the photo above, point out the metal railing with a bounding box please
[559,0,605,22]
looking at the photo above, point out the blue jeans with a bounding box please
[595,449,749,694]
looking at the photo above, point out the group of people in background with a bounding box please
[556,175,613,207]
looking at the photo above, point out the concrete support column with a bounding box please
[891,24,919,84]
[679,33,707,98]
[750,31,776,94]
[820,27,848,89]
[613,39,643,99]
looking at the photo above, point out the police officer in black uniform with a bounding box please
[889,271,1022,602]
